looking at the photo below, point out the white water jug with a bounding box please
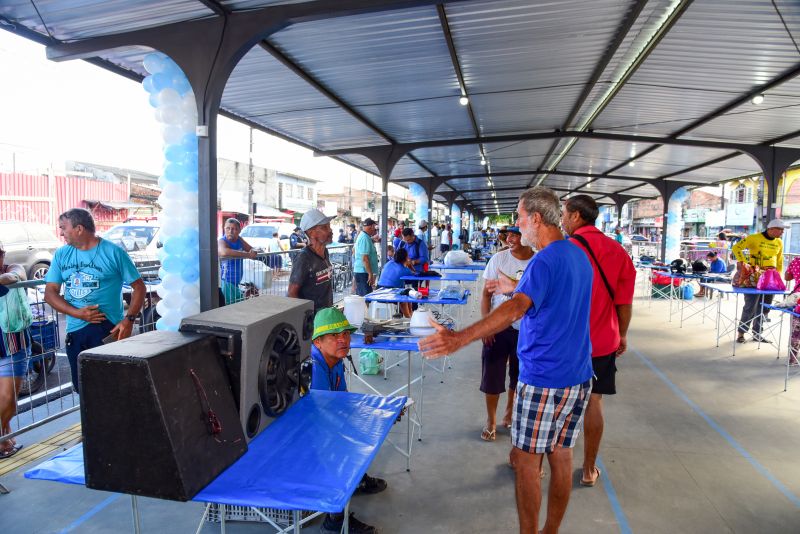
[343,295,366,327]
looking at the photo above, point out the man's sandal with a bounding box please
[580,466,601,487]
[480,427,496,441]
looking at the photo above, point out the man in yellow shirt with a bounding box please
[732,219,788,343]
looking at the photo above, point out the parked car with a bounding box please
[239,222,286,251]
[0,220,60,279]
[102,220,162,277]
[630,234,649,242]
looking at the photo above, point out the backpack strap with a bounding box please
[570,234,615,302]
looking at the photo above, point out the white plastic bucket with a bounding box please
[343,295,366,327]
[368,301,393,321]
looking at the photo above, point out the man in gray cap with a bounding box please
[732,218,789,343]
[287,208,335,312]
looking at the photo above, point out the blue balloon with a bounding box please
[163,162,190,183]
[148,92,161,108]
[164,144,185,162]
[142,75,157,94]
[173,76,192,96]
[143,52,168,75]
[180,133,198,152]
[181,264,200,284]
[162,255,183,274]
[158,267,168,280]
[181,151,198,169]
[151,72,172,92]
[181,228,200,248]
[164,237,187,256]
[182,176,199,191]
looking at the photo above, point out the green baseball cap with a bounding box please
[312,307,358,340]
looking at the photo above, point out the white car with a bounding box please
[239,223,288,251]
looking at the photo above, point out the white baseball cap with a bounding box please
[767,218,789,229]
[299,209,335,232]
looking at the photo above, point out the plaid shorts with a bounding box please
[511,380,591,454]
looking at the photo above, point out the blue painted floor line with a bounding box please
[632,347,800,509]
[60,493,120,533]
[596,455,633,534]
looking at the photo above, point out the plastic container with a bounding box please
[410,308,436,336]
[343,295,366,327]
[368,301,393,321]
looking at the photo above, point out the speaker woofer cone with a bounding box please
[259,323,301,418]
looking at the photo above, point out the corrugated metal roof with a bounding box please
[0,0,212,40]
[664,154,761,182]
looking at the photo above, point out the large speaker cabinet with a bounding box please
[180,295,314,441]
[78,331,246,501]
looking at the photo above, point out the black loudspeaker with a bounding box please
[180,295,314,441]
[78,331,247,501]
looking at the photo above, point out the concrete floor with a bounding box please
[2,283,800,533]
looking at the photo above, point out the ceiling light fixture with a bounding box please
[751,93,765,105]
[480,158,487,166]
[459,96,469,106]
[628,161,635,167]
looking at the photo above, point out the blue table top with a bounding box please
[429,263,486,271]
[401,273,479,282]
[351,333,421,352]
[763,303,800,317]
[365,287,470,305]
[25,391,405,513]
[699,282,789,295]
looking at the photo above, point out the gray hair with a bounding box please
[224,218,241,228]
[59,208,95,233]
[519,187,561,227]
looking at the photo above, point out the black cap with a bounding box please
[362,218,377,226]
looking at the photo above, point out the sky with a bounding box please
[0,30,393,196]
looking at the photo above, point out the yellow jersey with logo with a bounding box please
[732,232,783,271]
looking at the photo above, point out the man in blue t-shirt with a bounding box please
[353,218,380,296]
[396,227,429,274]
[309,307,386,534]
[419,186,593,534]
[45,209,145,394]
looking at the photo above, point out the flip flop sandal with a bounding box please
[0,445,22,460]
[480,427,496,441]
[580,466,601,487]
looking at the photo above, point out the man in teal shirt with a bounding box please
[353,218,379,296]
[45,209,144,394]
[614,227,625,244]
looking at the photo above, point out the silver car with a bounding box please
[0,220,60,279]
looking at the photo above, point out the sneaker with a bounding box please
[736,334,746,343]
[752,334,771,344]
[355,474,387,495]
[321,512,379,534]
[789,356,799,367]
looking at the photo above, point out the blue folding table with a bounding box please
[25,391,404,534]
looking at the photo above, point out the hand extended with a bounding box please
[247,250,257,259]
[418,318,464,359]
[110,318,134,341]
[77,305,105,324]
[485,272,517,295]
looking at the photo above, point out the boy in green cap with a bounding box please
[310,307,387,534]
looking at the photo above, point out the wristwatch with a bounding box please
[126,314,137,322]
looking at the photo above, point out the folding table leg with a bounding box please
[131,495,142,534]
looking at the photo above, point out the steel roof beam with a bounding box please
[193,0,228,16]
[317,130,766,159]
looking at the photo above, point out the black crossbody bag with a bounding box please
[570,234,615,302]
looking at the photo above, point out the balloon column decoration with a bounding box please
[141,52,201,331]
[665,186,689,262]
[451,204,462,248]
[407,183,429,228]
[468,212,474,240]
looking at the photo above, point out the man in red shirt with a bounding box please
[561,195,636,487]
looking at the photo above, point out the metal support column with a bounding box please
[381,175,389,267]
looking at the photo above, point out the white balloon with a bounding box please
[161,308,181,328]
[157,88,182,109]
[161,273,183,292]
[178,115,196,134]
[158,223,180,239]
[181,94,198,119]
[179,300,201,317]
[162,181,185,198]
[162,125,182,145]
[156,285,179,301]
[178,211,198,228]
[160,105,182,126]
[181,283,200,301]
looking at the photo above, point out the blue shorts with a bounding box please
[511,380,591,454]
[0,345,31,378]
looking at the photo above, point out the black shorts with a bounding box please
[480,327,519,394]
[590,352,617,395]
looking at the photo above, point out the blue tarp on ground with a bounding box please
[25,391,405,513]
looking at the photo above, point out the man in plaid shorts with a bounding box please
[420,186,593,533]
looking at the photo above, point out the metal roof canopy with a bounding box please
[4,0,800,309]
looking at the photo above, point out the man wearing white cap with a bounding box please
[287,208,335,312]
[732,218,789,343]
